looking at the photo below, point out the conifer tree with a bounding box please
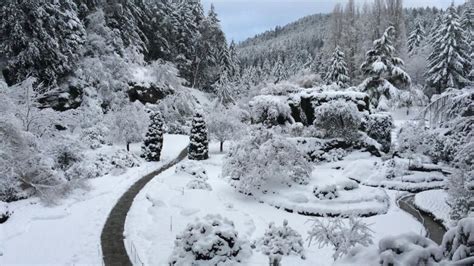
[188,111,209,160]
[361,26,411,88]
[0,0,86,86]
[215,71,235,107]
[426,5,471,92]
[460,6,474,82]
[325,46,350,88]
[141,112,164,162]
[407,20,425,56]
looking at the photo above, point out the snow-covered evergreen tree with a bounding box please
[407,20,425,56]
[325,46,350,88]
[257,220,305,266]
[460,5,474,82]
[360,26,411,107]
[426,5,471,92]
[188,111,209,160]
[214,71,235,107]
[141,112,164,162]
[361,26,411,88]
[0,0,86,86]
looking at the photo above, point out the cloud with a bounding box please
[201,0,464,42]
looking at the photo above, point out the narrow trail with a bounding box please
[101,148,188,266]
[397,194,447,245]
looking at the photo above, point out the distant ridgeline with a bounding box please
[236,1,471,89]
[0,0,237,110]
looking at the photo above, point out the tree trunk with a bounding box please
[220,141,224,152]
[126,142,130,152]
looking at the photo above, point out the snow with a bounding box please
[0,135,189,265]
[414,189,452,227]
[125,143,425,265]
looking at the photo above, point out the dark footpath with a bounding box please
[101,148,188,266]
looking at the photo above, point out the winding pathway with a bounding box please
[100,148,188,266]
[397,194,447,245]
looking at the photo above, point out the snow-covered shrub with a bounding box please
[441,217,474,262]
[256,220,305,266]
[313,99,362,140]
[169,215,251,265]
[186,180,212,191]
[80,125,109,149]
[223,129,311,195]
[447,171,473,221]
[365,113,393,153]
[311,148,347,163]
[377,233,442,265]
[188,111,209,161]
[175,161,208,181]
[46,136,84,173]
[313,185,339,200]
[339,180,359,191]
[66,149,141,179]
[249,95,294,126]
[307,217,373,260]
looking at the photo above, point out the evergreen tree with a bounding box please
[460,5,474,82]
[228,40,241,78]
[214,71,234,107]
[361,26,411,89]
[407,20,425,56]
[188,111,209,161]
[141,112,164,162]
[325,46,350,88]
[426,5,471,92]
[0,0,86,86]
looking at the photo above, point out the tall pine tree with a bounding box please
[361,26,411,88]
[188,111,209,161]
[426,5,470,92]
[214,71,235,107]
[141,112,164,162]
[325,46,350,88]
[407,20,425,56]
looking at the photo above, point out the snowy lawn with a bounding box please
[414,189,452,228]
[0,134,188,265]
[126,143,425,265]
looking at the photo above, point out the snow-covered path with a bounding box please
[0,135,189,265]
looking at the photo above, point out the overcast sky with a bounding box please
[201,0,467,42]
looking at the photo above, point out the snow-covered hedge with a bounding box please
[223,129,311,195]
[313,99,362,140]
[169,215,251,265]
[249,95,294,126]
[365,113,393,153]
[289,89,370,125]
[259,82,302,96]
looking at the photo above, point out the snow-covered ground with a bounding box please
[414,189,452,228]
[0,135,188,265]
[125,143,425,265]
